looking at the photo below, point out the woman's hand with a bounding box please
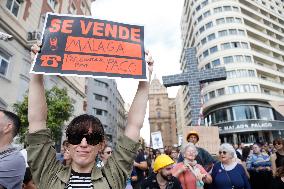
[31,41,42,61]
[145,50,154,82]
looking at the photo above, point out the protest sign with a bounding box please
[151,131,164,149]
[31,13,146,79]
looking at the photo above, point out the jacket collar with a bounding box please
[56,165,104,183]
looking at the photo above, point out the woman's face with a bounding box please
[184,147,197,161]
[274,141,283,151]
[219,150,232,163]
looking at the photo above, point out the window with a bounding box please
[218,30,228,37]
[227,70,237,78]
[203,50,209,58]
[232,42,241,48]
[201,38,207,45]
[196,5,201,11]
[250,85,258,92]
[210,46,218,53]
[232,6,239,11]
[245,56,252,62]
[202,0,208,7]
[248,70,255,77]
[228,85,240,94]
[216,18,225,25]
[226,17,234,23]
[240,84,250,92]
[205,63,211,69]
[70,2,76,14]
[235,55,244,62]
[215,108,228,123]
[221,43,231,50]
[203,10,211,17]
[6,0,21,17]
[235,18,242,23]
[205,22,213,29]
[48,0,57,10]
[233,106,255,120]
[212,59,220,67]
[207,33,215,41]
[209,91,215,98]
[241,42,249,48]
[258,106,274,120]
[198,15,203,22]
[95,109,102,115]
[0,50,10,76]
[199,26,205,33]
[238,30,245,36]
[217,88,225,96]
[214,7,222,13]
[223,6,231,11]
[229,29,237,35]
[224,56,234,64]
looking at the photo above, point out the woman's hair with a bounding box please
[219,143,235,158]
[241,146,251,162]
[275,165,284,177]
[182,143,198,156]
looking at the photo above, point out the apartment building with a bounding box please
[86,78,127,145]
[180,0,284,144]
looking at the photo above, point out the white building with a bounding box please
[180,0,284,144]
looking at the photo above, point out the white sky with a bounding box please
[91,0,183,145]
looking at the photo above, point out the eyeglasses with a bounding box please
[104,151,112,155]
[274,142,282,146]
[67,132,103,146]
[219,151,227,155]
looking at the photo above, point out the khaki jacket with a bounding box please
[26,129,139,189]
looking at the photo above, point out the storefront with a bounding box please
[204,100,284,144]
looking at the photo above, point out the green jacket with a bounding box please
[26,129,140,189]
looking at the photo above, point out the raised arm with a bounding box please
[124,51,154,142]
[28,43,47,133]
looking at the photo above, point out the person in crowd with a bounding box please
[22,168,37,189]
[234,143,242,160]
[271,138,284,176]
[155,149,161,157]
[172,143,212,189]
[99,145,112,166]
[268,143,275,154]
[141,154,182,189]
[170,147,179,165]
[247,143,272,189]
[27,43,154,188]
[132,148,148,189]
[270,162,284,189]
[178,130,216,172]
[0,109,26,189]
[145,147,155,177]
[56,140,69,163]
[241,146,251,178]
[210,143,250,189]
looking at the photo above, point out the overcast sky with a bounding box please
[91,0,183,145]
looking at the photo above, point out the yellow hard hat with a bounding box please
[153,154,174,172]
[186,130,199,142]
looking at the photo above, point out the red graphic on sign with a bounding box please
[50,37,58,51]
[40,55,61,68]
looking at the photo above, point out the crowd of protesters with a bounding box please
[1,44,284,189]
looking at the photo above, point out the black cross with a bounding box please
[162,48,227,126]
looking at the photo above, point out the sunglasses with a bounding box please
[67,132,103,146]
[219,151,227,155]
[104,151,112,155]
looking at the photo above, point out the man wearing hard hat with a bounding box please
[141,154,182,189]
[178,131,216,172]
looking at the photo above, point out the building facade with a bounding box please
[149,77,178,147]
[180,0,284,144]
[86,78,127,145]
[0,0,92,115]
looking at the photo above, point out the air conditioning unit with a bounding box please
[27,31,41,41]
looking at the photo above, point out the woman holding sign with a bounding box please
[26,42,153,189]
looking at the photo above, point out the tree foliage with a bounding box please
[13,86,74,143]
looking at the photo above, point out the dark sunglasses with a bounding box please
[104,151,112,155]
[219,151,227,155]
[67,132,103,146]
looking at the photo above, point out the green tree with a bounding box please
[13,86,74,143]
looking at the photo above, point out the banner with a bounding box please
[151,131,163,149]
[31,13,146,79]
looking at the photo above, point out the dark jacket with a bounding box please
[141,173,182,189]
